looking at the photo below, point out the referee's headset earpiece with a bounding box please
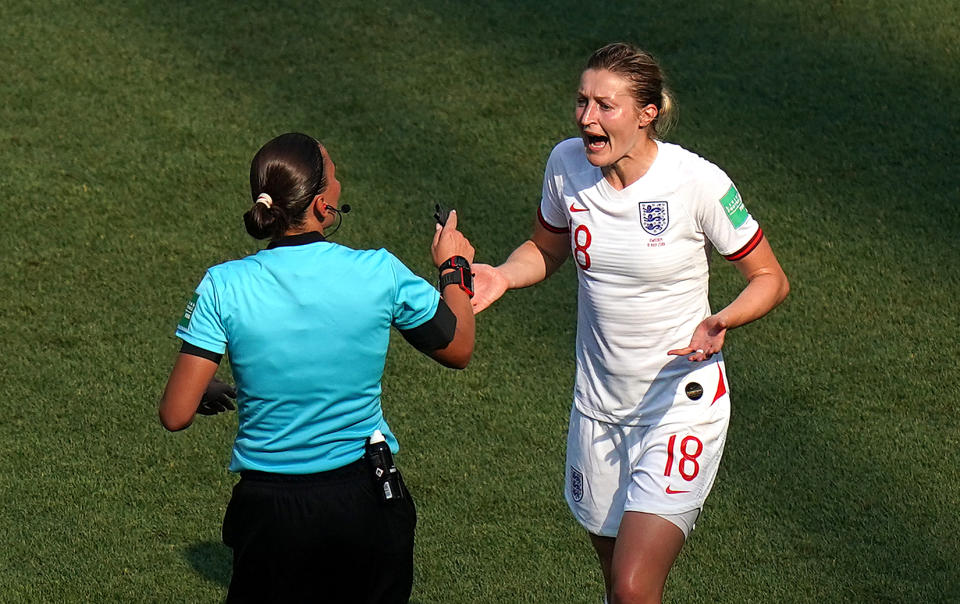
[323,203,351,216]
[315,196,351,237]
[307,194,332,232]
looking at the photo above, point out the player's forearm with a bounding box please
[715,269,789,330]
[498,239,565,289]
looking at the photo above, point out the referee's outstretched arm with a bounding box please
[424,210,475,369]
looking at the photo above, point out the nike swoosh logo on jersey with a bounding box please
[569,203,589,212]
[665,486,691,494]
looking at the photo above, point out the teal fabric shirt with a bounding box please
[175,232,439,473]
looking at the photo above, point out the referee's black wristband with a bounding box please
[437,256,473,298]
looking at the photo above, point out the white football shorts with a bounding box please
[565,358,731,538]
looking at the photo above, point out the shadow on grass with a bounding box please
[184,541,231,588]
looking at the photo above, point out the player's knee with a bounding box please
[611,574,663,604]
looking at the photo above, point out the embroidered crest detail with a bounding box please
[639,201,669,236]
[570,466,584,502]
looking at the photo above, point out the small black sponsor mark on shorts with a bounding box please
[685,382,704,400]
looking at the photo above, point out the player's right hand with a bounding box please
[470,264,508,314]
[667,314,728,362]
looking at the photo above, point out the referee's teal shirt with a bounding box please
[175,232,440,474]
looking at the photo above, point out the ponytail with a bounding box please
[244,133,327,241]
[244,192,290,240]
[656,87,677,139]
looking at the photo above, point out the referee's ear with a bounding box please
[312,194,332,227]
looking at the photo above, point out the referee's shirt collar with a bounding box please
[266,231,327,249]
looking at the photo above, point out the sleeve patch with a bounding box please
[719,185,748,229]
[178,292,199,330]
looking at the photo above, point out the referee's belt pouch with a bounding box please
[364,436,404,503]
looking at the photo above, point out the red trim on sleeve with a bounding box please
[723,227,764,262]
[537,207,570,233]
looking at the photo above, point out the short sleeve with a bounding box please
[538,144,570,233]
[696,167,762,260]
[389,254,441,331]
[175,272,227,354]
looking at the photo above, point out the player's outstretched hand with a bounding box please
[668,314,728,362]
[197,377,237,415]
[431,210,475,267]
[471,263,508,314]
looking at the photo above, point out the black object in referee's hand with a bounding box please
[366,430,404,502]
[434,203,451,226]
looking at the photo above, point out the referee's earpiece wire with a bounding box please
[325,207,344,238]
[324,203,351,238]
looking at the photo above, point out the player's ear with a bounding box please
[638,103,658,129]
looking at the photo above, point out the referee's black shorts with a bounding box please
[222,457,416,603]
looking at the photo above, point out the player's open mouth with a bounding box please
[584,134,608,151]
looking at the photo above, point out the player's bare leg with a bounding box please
[588,532,615,602]
[601,511,686,604]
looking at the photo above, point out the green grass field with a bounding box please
[2,1,958,601]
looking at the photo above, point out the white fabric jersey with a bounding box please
[539,138,762,425]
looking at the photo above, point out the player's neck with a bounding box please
[602,138,659,190]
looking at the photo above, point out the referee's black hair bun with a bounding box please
[244,200,280,240]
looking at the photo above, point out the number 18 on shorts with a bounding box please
[564,372,731,537]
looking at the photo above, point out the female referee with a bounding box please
[471,44,789,603]
[159,132,476,603]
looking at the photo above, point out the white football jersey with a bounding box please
[539,138,762,425]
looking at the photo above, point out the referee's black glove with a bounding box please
[197,377,237,415]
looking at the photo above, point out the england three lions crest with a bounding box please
[570,466,584,502]
[639,201,669,236]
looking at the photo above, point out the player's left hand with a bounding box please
[470,263,508,314]
[668,315,728,362]
[197,377,237,415]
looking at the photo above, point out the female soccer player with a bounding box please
[159,132,476,603]
[472,44,789,603]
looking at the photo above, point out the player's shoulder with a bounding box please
[658,141,730,189]
[547,138,591,171]
[658,141,722,177]
[553,137,585,155]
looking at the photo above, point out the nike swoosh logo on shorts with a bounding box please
[569,203,589,212]
[665,486,690,494]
